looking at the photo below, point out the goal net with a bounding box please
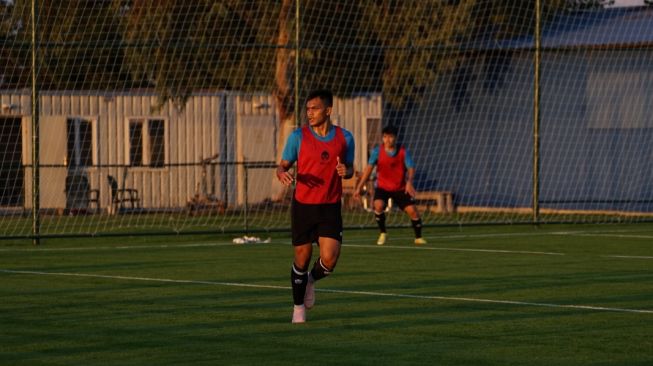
[0,0,652,238]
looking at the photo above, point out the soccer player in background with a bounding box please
[354,125,426,245]
[276,89,355,324]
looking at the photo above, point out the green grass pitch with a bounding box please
[1,224,652,365]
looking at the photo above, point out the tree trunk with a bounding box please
[272,0,295,202]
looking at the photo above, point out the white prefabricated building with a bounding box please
[0,90,382,212]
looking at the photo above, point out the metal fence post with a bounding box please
[31,0,41,245]
[533,0,542,225]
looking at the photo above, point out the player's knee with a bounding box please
[293,255,311,270]
[321,257,337,272]
[404,206,419,220]
[292,261,309,273]
[294,248,312,268]
[373,201,385,212]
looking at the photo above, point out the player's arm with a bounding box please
[276,130,300,186]
[405,167,416,197]
[353,164,374,199]
[338,129,356,179]
[354,145,378,198]
[336,157,354,179]
[344,161,354,180]
[404,149,416,197]
[276,160,294,186]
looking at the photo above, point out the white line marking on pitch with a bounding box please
[602,255,653,260]
[0,228,649,259]
[0,240,564,256]
[0,242,240,252]
[344,244,565,256]
[0,268,288,290]
[573,233,653,239]
[1,268,651,314]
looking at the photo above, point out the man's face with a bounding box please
[306,97,331,127]
[382,133,397,149]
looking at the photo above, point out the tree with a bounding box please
[3,0,131,90]
[115,0,279,109]
[271,1,385,199]
[1,1,600,102]
[358,0,580,111]
[0,0,29,89]
[360,0,472,109]
[1,1,583,169]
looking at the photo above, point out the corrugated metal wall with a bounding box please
[332,94,384,171]
[404,49,653,213]
[1,91,382,212]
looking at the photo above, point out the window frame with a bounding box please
[66,116,98,169]
[124,117,168,170]
[363,116,382,164]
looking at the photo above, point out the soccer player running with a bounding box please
[276,89,355,324]
[354,125,426,246]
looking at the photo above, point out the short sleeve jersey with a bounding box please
[282,125,355,204]
[368,145,414,192]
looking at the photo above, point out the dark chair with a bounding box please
[107,175,140,213]
[88,188,100,212]
[65,173,99,214]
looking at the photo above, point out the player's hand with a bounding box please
[336,157,347,177]
[405,181,416,197]
[276,167,294,186]
[353,187,362,200]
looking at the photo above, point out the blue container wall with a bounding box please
[403,49,653,213]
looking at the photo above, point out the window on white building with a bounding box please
[67,117,96,167]
[126,118,166,168]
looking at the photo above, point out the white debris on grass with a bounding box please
[232,236,271,244]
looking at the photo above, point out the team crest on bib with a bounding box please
[321,151,330,161]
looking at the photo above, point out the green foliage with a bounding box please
[360,0,575,109]
[361,1,470,108]
[116,0,279,109]
[299,1,382,98]
[3,0,131,90]
[0,1,584,109]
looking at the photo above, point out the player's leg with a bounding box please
[291,243,312,323]
[404,204,426,244]
[292,243,313,302]
[304,236,340,310]
[290,199,317,323]
[373,189,389,245]
[313,236,341,280]
[373,198,388,244]
[305,202,343,309]
[394,191,426,245]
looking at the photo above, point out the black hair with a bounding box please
[382,125,399,136]
[306,89,333,107]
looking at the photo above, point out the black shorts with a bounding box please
[373,188,416,210]
[291,198,343,245]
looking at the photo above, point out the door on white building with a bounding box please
[0,117,24,207]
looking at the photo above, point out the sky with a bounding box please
[609,0,649,7]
